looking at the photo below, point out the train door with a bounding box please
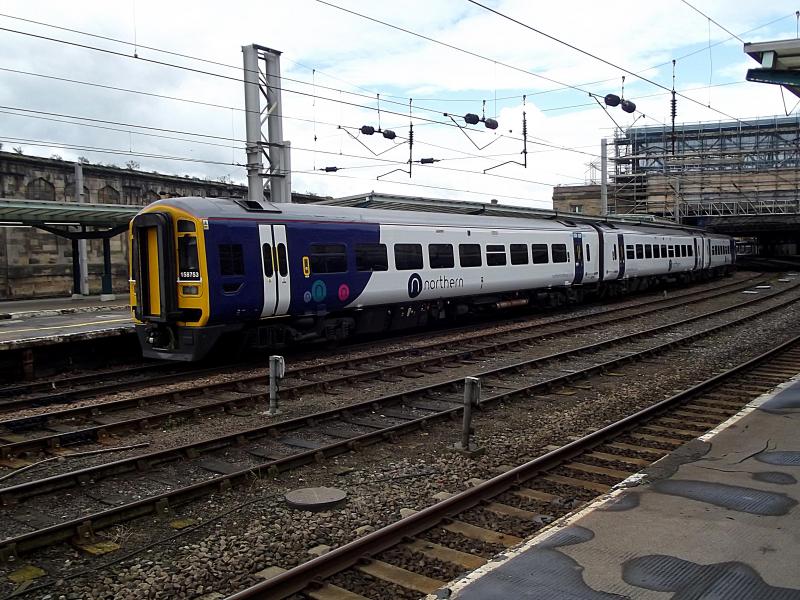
[693,238,699,270]
[706,239,712,268]
[272,225,291,315]
[259,224,292,318]
[572,233,584,284]
[617,233,626,279]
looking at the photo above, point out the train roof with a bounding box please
[144,197,730,238]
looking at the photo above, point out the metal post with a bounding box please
[242,44,264,204]
[71,238,81,299]
[268,355,285,416]
[600,138,608,216]
[100,236,115,301]
[452,377,484,456]
[75,162,89,297]
[242,44,291,204]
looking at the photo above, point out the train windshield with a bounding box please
[178,235,200,281]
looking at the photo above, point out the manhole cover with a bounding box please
[285,486,347,511]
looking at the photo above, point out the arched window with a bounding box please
[98,185,120,203]
[26,177,55,201]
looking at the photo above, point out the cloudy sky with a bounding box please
[1,0,798,207]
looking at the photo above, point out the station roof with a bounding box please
[315,191,685,228]
[745,38,800,98]
[0,198,139,228]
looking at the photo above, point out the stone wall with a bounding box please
[552,184,604,216]
[0,151,246,300]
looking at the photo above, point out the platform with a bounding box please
[445,375,800,599]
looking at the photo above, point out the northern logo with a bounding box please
[407,273,423,298]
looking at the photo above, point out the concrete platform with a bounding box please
[0,295,128,320]
[444,375,800,599]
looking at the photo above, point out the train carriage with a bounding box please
[130,197,734,361]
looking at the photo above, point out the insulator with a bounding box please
[670,95,677,120]
[382,129,396,140]
[464,113,480,125]
[360,125,375,135]
[484,118,499,130]
[323,166,339,172]
[620,99,636,114]
[604,94,621,107]
[420,158,436,164]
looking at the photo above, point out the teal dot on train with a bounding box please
[311,280,327,302]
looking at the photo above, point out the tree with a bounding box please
[217,174,233,184]
[77,156,90,164]
[125,160,141,170]
[12,146,23,155]
[50,154,63,161]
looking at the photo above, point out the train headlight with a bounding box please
[182,285,199,296]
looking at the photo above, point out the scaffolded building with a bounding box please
[611,115,800,222]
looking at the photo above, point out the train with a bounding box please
[129,196,735,361]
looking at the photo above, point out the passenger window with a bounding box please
[531,244,549,264]
[310,243,347,273]
[682,245,688,257]
[688,245,693,257]
[459,244,482,267]
[277,243,288,277]
[626,245,635,260]
[428,244,455,269]
[395,244,423,270]
[486,244,507,266]
[552,243,568,263]
[635,244,644,259]
[510,243,528,265]
[355,243,388,272]
[585,244,590,262]
[262,243,273,277]
[645,244,652,259]
[668,246,675,258]
[653,245,660,258]
[661,244,667,256]
[219,244,244,276]
[612,244,617,261]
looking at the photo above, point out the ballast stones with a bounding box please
[285,486,347,512]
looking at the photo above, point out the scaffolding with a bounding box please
[610,115,800,222]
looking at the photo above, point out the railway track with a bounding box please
[0,275,776,457]
[225,334,800,600]
[0,273,762,414]
[0,276,796,559]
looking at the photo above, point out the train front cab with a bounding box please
[130,208,224,361]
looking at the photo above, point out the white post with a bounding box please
[242,44,264,204]
[75,162,89,296]
[268,355,285,416]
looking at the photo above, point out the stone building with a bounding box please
[552,184,604,216]
[0,151,246,299]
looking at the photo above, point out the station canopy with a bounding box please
[745,38,800,98]
[0,198,139,228]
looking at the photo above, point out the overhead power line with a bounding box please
[465,0,746,125]
[679,0,745,43]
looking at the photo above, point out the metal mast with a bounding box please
[242,44,292,204]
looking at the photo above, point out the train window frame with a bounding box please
[612,244,617,261]
[668,245,675,258]
[261,243,274,278]
[681,245,688,257]
[661,244,667,256]
[585,243,591,262]
[645,244,652,259]
[531,244,549,264]
[653,245,660,258]
[219,243,245,277]
[626,245,635,260]
[178,235,201,281]
[355,243,388,272]
[459,243,482,267]
[552,243,568,263]
[486,244,507,266]
[510,243,529,265]
[177,219,196,233]
[635,244,644,260]
[428,243,455,269]
[688,245,693,257]
[395,243,424,271]
[310,243,348,274]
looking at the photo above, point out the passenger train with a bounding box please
[129,197,735,361]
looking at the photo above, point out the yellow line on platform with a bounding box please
[0,317,132,335]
